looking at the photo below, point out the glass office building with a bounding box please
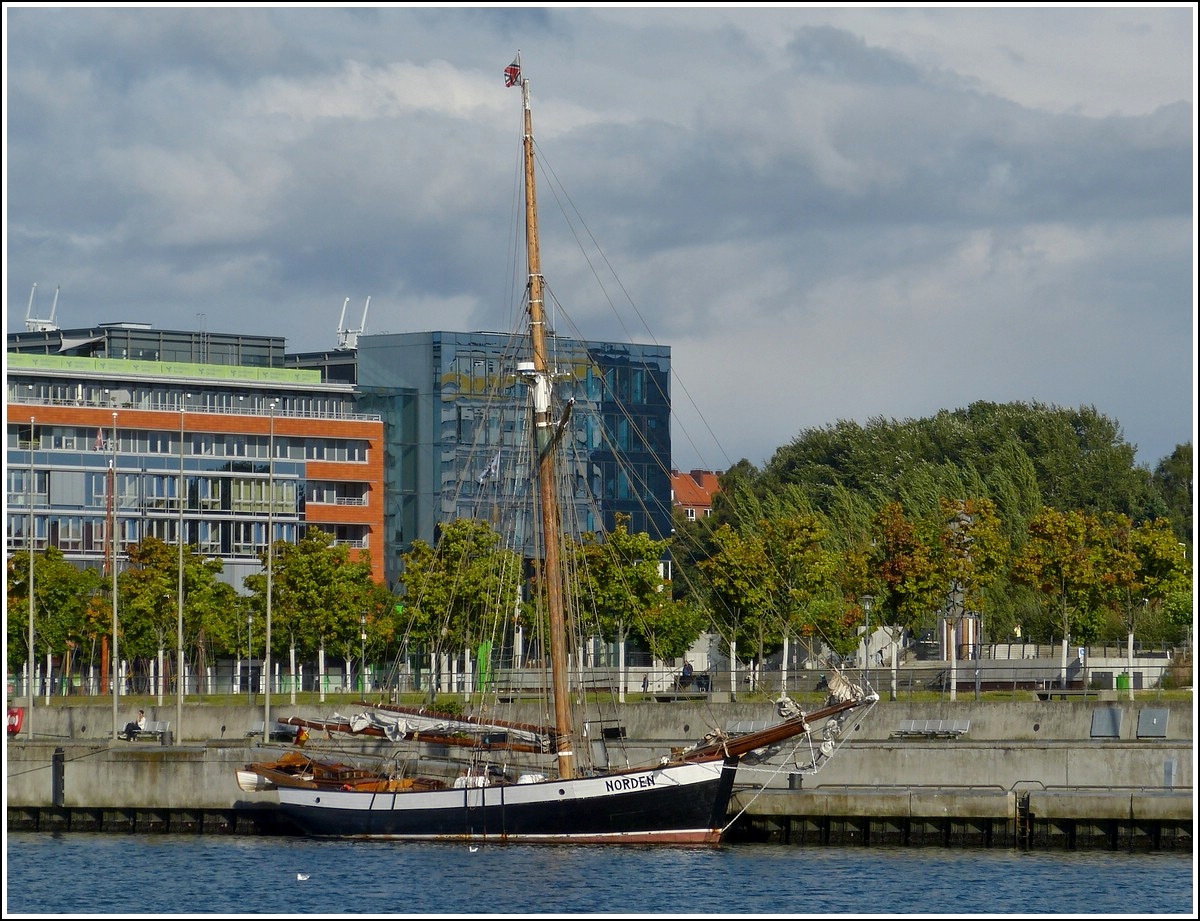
[348,331,673,589]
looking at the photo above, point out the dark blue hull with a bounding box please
[276,757,739,844]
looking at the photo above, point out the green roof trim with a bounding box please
[7,352,323,384]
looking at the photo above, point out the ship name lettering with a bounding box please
[604,774,656,792]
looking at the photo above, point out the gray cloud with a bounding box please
[5,6,1193,472]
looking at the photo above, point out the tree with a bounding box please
[752,514,841,685]
[637,597,708,663]
[1011,508,1108,687]
[7,548,101,692]
[699,524,774,693]
[243,527,388,693]
[930,498,1009,699]
[396,518,524,693]
[573,514,675,649]
[120,537,182,687]
[1150,444,1193,546]
[868,502,940,699]
[112,537,236,694]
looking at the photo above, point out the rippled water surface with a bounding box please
[4,833,1194,916]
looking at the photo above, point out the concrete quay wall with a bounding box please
[6,699,1192,847]
[9,694,1192,746]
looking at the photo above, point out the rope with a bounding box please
[720,738,807,835]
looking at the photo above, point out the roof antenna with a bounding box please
[24,283,61,332]
[336,296,370,350]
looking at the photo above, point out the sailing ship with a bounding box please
[239,56,877,845]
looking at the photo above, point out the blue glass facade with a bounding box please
[354,331,672,588]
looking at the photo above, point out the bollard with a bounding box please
[52,747,65,807]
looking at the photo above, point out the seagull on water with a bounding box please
[297,873,310,881]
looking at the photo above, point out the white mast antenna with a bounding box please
[336,297,350,341]
[336,296,370,350]
[24,283,61,332]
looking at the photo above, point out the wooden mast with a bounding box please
[521,71,576,780]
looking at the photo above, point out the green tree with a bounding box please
[243,527,387,687]
[120,537,182,675]
[755,514,840,671]
[698,523,774,685]
[1151,443,1193,546]
[396,518,524,689]
[7,548,102,691]
[1011,508,1108,685]
[573,514,676,651]
[637,596,708,662]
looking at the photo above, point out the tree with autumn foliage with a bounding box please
[1012,508,1110,686]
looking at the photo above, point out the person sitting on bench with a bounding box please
[122,709,146,741]
[680,660,694,690]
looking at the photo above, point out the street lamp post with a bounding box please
[177,395,188,743]
[860,594,873,689]
[360,612,368,696]
[111,412,120,740]
[26,416,35,740]
[247,612,254,704]
[974,608,982,702]
[264,400,275,740]
[949,582,963,703]
[158,593,168,706]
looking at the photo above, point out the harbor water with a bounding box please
[4,832,1194,916]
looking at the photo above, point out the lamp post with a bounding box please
[26,416,35,739]
[158,593,168,706]
[264,400,275,739]
[948,581,963,703]
[974,606,982,702]
[176,395,188,742]
[247,612,254,704]
[111,411,120,740]
[860,594,873,689]
[360,612,368,696]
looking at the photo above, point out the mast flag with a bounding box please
[504,53,521,87]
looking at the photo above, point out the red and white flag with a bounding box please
[94,428,104,450]
[504,53,521,88]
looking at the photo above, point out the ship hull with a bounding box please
[274,757,738,845]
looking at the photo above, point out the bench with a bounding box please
[1035,689,1093,701]
[891,719,969,739]
[248,720,301,742]
[671,673,711,692]
[135,719,170,742]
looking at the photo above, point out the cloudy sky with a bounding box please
[5,5,1195,473]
